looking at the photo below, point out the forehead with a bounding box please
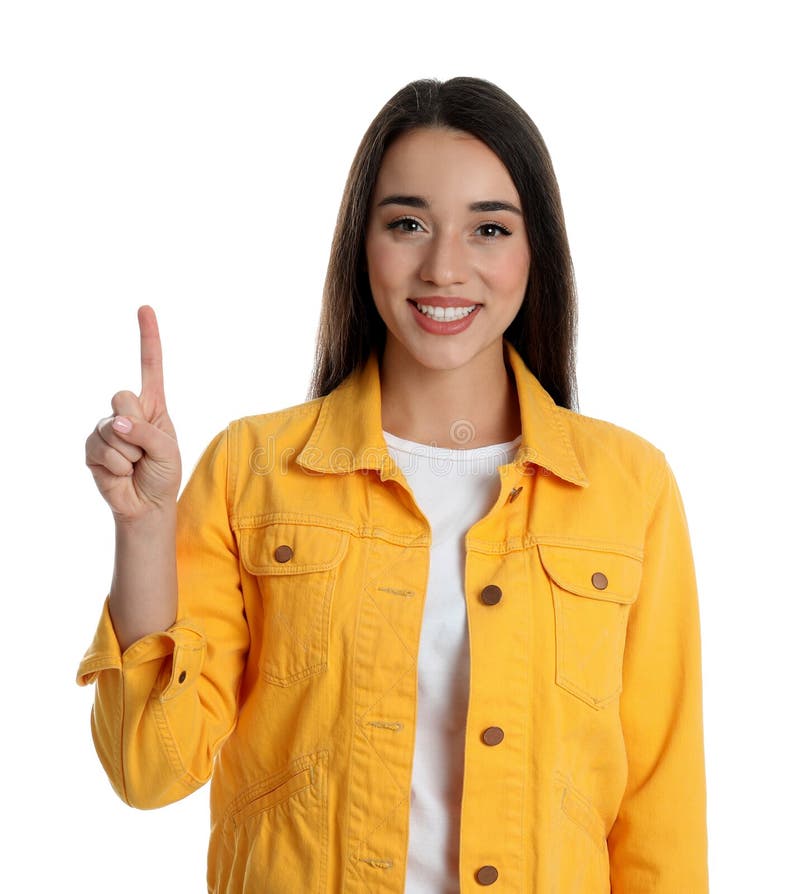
[373,127,520,204]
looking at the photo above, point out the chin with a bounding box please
[403,335,488,372]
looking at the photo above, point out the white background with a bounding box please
[2,1,797,890]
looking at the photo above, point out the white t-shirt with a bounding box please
[382,429,523,894]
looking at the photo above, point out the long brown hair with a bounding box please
[307,76,579,411]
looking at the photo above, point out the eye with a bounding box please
[476,222,512,239]
[387,216,425,234]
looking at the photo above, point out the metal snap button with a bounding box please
[591,571,608,590]
[480,585,503,605]
[274,544,294,563]
[481,726,505,746]
[476,865,499,885]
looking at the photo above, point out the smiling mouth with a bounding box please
[410,300,480,322]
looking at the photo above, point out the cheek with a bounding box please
[484,243,531,295]
[366,237,409,293]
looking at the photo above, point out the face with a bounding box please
[365,126,531,372]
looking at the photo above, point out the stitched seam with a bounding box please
[519,546,531,884]
[348,787,407,891]
[151,695,201,790]
[316,751,328,894]
[235,512,357,533]
[345,533,372,886]
[468,533,645,557]
[222,750,327,830]
[362,589,415,664]
[80,655,122,673]
[551,404,587,483]
[226,421,237,522]
[354,792,408,872]
[115,668,127,803]
[556,779,607,853]
[356,652,415,729]
[231,778,313,829]
[464,535,527,555]
[644,449,669,526]
[533,534,644,559]
[233,511,430,547]
[301,386,332,455]
[360,534,427,596]
[272,609,313,651]
[236,400,325,428]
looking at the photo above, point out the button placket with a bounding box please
[475,582,505,881]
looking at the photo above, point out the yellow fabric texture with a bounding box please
[77,340,708,892]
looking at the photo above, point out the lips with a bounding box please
[408,298,482,334]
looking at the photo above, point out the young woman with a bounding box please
[79,77,708,892]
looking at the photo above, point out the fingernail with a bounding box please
[113,416,132,433]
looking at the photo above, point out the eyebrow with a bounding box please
[376,194,523,216]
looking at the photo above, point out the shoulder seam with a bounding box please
[233,397,326,428]
[225,421,235,522]
[644,449,670,525]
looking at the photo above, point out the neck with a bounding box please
[378,337,521,449]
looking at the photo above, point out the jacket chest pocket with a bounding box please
[240,522,349,687]
[538,543,642,709]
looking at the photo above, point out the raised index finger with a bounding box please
[138,304,166,410]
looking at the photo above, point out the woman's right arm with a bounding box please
[78,306,248,808]
[86,304,182,650]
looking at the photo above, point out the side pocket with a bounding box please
[550,773,610,890]
[239,522,349,687]
[555,773,608,853]
[219,750,329,893]
[539,543,642,709]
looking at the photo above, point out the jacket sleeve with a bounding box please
[607,455,709,892]
[76,424,249,809]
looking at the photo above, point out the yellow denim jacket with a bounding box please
[77,340,708,893]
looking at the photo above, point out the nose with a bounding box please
[418,229,468,286]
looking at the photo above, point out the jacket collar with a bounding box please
[296,339,589,487]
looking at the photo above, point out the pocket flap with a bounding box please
[240,522,348,576]
[538,543,642,604]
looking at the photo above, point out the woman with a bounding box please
[79,77,708,892]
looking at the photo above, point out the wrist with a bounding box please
[114,504,177,533]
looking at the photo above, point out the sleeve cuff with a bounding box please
[76,596,207,696]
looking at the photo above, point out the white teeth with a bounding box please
[415,302,477,321]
